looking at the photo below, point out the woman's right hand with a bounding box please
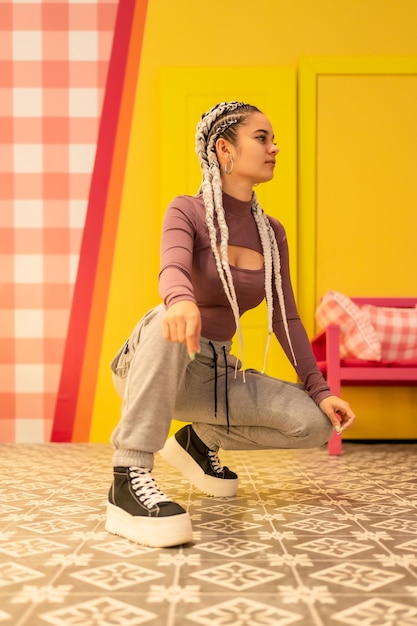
[162,301,201,359]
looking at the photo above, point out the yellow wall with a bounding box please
[298,56,417,439]
[317,71,417,299]
[90,0,417,442]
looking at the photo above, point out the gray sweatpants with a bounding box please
[110,304,333,468]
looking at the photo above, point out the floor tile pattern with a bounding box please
[0,442,416,625]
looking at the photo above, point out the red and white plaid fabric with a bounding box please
[315,291,381,361]
[361,305,417,361]
[0,1,118,442]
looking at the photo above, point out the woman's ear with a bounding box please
[216,137,231,160]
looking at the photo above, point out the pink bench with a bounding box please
[311,297,417,455]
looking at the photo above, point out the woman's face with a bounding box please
[223,112,279,186]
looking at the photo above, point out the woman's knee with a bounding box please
[282,403,333,447]
[302,414,333,447]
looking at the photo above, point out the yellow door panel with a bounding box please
[160,66,298,380]
[299,56,417,440]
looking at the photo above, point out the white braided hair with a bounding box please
[195,101,297,371]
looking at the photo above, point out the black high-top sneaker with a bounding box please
[159,424,238,497]
[106,467,193,547]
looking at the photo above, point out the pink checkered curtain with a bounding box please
[0,1,118,443]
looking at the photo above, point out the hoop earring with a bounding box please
[224,156,234,175]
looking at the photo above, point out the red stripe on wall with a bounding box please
[51,0,148,441]
[72,1,148,442]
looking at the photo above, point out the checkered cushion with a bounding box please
[316,291,381,361]
[361,304,417,361]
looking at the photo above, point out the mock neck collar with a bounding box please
[222,191,253,216]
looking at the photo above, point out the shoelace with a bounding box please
[207,450,223,474]
[129,467,171,509]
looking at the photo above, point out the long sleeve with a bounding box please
[158,197,197,307]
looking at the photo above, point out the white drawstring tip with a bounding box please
[261,331,273,374]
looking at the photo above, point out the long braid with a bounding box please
[196,102,251,365]
[195,101,297,373]
[251,193,297,369]
[251,194,274,371]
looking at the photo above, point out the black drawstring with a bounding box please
[222,345,230,433]
[208,341,218,418]
[208,341,230,433]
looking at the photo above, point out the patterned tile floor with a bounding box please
[0,442,417,626]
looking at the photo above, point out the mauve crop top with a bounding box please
[159,192,331,404]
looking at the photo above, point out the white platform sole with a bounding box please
[159,436,238,497]
[105,502,193,548]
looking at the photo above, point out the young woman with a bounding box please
[106,101,356,548]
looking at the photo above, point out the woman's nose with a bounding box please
[270,143,279,155]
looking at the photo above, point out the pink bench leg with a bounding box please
[328,429,342,455]
[326,325,343,455]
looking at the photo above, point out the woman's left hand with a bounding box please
[319,395,356,434]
